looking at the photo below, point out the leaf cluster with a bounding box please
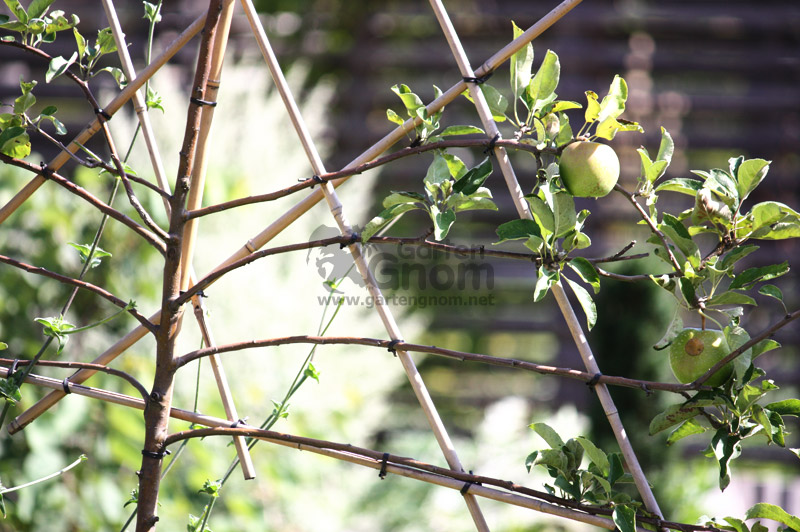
[0,0,78,47]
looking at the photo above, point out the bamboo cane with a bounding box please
[0,11,207,225]
[101,0,170,209]
[7,0,584,436]
[239,2,491,529]
[427,0,664,519]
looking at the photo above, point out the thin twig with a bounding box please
[173,335,704,393]
[0,254,157,333]
[615,184,684,275]
[0,154,166,254]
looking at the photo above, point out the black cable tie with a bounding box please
[378,452,390,479]
[141,448,170,460]
[230,418,247,428]
[641,383,653,397]
[62,378,72,394]
[409,136,422,148]
[94,107,112,121]
[7,359,20,378]
[190,97,217,107]
[310,174,324,189]
[40,162,55,179]
[197,290,208,299]
[484,132,501,155]
[386,339,402,355]
[463,71,493,85]
[339,232,360,249]
[586,373,603,387]
[460,482,474,495]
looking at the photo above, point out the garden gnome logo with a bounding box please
[306,224,366,288]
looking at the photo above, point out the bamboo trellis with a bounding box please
[0,0,703,529]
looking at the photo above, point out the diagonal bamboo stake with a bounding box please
[239,2,490,529]
[7,0,582,436]
[427,0,664,519]
[0,11,207,225]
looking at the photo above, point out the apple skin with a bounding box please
[558,141,620,198]
[669,328,733,387]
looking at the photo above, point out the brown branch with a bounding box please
[615,184,684,275]
[174,335,703,394]
[0,254,157,333]
[693,308,800,386]
[184,138,553,220]
[163,427,721,532]
[0,154,166,254]
[0,358,148,401]
[175,235,652,308]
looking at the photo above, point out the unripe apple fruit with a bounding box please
[669,328,733,387]
[558,141,620,198]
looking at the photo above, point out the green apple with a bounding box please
[558,141,620,198]
[669,328,733,386]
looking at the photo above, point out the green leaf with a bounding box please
[391,84,424,115]
[707,291,757,307]
[656,126,674,165]
[596,75,628,123]
[527,49,560,110]
[479,84,508,122]
[46,51,77,83]
[13,90,36,115]
[650,400,720,435]
[145,85,164,112]
[729,262,789,290]
[575,436,609,475]
[73,27,86,57]
[752,339,780,360]
[495,219,542,243]
[612,505,637,532]
[95,66,126,88]
[96,27,117,54]
[448,192,497,213]
[567,257,600,294]
[660,213,700,267]
[67,242,112,268]
[0,126,31,158]
[735,158,770,202]
[198,479,222,498]
[666,418,707,445]
[382,191,426,208]
[739,201,800,240]
[386,108,404,126]
[4,0,27,24]
[534,267,558,302]
[765,399,800,417]
[584,90,600,122]
[143,1,162,23]
[554,474,581,500]
[758,284,783,302]
[509,21,533,100]
[655,177,703,196]
[707,430,741,491]
[431,207,456,241]
[594,116,642,141]
[720,245,759,271]
[453,157,492,195]
[529,422,564,449]
[564,276,597,330]
[745,503,800,531]
[549,191,577,239]
[361,203,421,242]
[424,151,451,187]
[439,125,484,137]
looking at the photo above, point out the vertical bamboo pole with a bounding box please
[174,0,256,480]
[427,0,664,519]
[7,1,585,435]
[239,2,490,530]
[0,13,207,225]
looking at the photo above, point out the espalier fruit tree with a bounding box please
[0,2,798,532]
